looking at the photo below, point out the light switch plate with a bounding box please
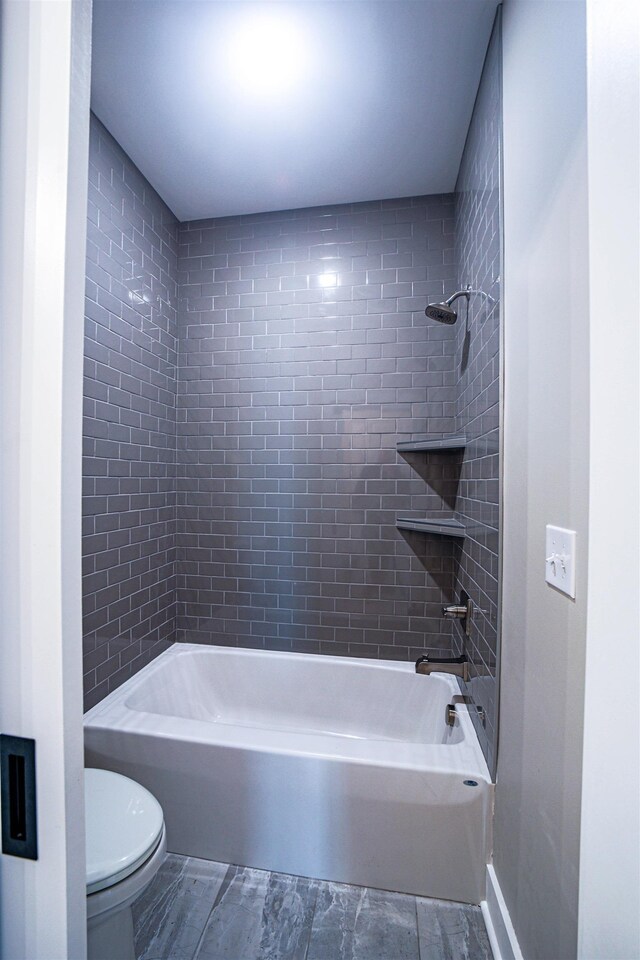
[545,525,576,598]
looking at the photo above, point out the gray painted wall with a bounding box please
[175,199,461,660]
[82,115,178,710]
[497,2,589,957]
[452,16,502,772]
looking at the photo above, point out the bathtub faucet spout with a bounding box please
[415,654,469,682]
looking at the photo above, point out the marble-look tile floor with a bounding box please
[133,854,494,960]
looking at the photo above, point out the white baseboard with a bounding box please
[481,864,524,960]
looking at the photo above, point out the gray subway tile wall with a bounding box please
[82,115,179,710]
[175,198,461,660]
[452,13,502,771]
[83,62,503,763]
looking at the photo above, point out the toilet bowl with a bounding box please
[85,768,166,960]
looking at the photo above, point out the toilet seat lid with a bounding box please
[85,768,164,894]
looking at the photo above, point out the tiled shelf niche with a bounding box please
[396,436,467,538]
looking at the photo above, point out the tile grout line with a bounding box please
[415,894,422,960]
[189,861,238,960]
[300,877,321,960]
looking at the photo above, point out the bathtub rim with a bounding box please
[84,643,492,782]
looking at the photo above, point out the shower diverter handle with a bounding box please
[442,604,468,619]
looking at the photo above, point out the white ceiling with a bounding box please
[91,0,498,222]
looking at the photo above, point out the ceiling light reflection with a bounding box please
[227,16,306,96]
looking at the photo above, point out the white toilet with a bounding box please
[85,768,166,960]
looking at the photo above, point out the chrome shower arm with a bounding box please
[446,284,496,306]
[444,288,471,306]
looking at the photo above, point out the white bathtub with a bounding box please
[84,644,492,903]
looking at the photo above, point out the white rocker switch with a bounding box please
[545,525,576,599]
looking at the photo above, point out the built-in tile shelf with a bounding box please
[396,517,466,538]
[396,436,466,453]
[396,438,467,537]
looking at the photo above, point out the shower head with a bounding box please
[424,284,496,324]
[425,301,459,324]
[425,288,470,324]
